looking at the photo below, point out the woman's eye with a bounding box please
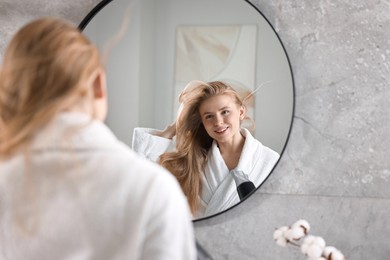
[205,115,213,120]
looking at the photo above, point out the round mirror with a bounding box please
[80,0,294,221]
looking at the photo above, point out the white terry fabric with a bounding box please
[0,112,196,260]
[132,127,279,219]
[199,128,279,218]
[132,128,173,162]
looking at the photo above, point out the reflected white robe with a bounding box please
[132,128,279,218]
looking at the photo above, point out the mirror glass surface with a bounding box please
[82,0,294,220]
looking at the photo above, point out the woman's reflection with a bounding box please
[133,80,279,218]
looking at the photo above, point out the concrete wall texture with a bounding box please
[1,0,389,259]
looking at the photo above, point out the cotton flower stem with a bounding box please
[288,241,301,247]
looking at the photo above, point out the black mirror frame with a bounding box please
[79,0,113,31]
[78,0,296,223]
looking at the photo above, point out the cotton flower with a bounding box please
[302,236,325,249]
[285,225,305,241]
[275,236,288,247]
[306,244,323,259]
[292,219,311,235]
[330,250,345,260]
[323,246,337,257]
[313,237,326,249]
[302,235,315,246]
[301,235,326,259]
[273,226,288,239]
[273,226,289,247]
[323,246,345,260]
[273,220,345,260]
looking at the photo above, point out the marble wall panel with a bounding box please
[195,1,390,259]
[195,193,390,259]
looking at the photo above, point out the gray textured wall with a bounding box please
[195,1,390,260]
[1,0,389,259]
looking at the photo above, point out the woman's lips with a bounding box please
[214,127,228,134]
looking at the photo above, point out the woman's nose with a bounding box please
[214,115,223,125]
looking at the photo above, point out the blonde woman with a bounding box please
[0,18,196,260]
[133,81,280,218]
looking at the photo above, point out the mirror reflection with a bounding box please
[83,0,294,220]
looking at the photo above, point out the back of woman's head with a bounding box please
[0,17,102,157]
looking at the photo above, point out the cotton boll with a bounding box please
[323,246,345,260]
[329,250,345,260]
[283,228,293,241]
[323,246,338,258]
[312,236,326,249]
[286,226,305,241]
[301,243,309,254]
[275,237,288,247]
[292,219,311,234]
[323,246,334,257]
[273,226,288,240]
[273,229,283,240]
[280,226,289,232]
[303,235,316,245]
[306,244,323,259]
[303,236,326,259]
[273,226,289,247]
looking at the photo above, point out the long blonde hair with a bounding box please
[159,81,250,214]
[0,17,102,158]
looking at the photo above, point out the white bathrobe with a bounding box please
[132,127,279,219]
[0,112,196,260]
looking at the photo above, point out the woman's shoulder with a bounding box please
[92,139,178,188]
[241,128,280,158]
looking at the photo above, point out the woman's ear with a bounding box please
[89,67,108,121]
[239,105,246,120]
[91,68,107,99]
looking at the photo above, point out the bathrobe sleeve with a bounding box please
[132,127,174,162]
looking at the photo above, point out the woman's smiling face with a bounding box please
[199,94,245,144]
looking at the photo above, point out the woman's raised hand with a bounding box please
[157,122,176,139]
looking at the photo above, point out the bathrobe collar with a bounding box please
[201,128,264,217]
[30,112,118,151]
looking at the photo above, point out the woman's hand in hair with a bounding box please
[157,122,176,139]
